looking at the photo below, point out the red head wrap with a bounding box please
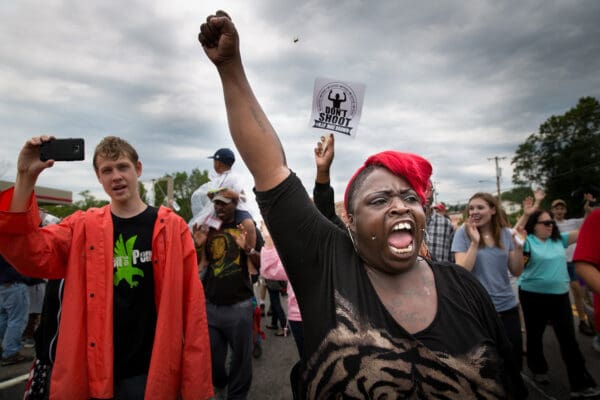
[343,151,432,214]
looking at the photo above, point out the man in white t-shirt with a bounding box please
[552,198,595,336]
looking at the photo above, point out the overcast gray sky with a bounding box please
[1,1,599,219]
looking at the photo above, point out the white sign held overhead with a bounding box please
[310,78,366,138]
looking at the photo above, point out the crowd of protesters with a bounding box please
[0,9,599,400]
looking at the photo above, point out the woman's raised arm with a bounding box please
[199,11,290,191]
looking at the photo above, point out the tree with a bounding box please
[45,168,209,222]
[153,168,209,222]
[511,97,600,215]
[138,182,148,204]
[44,190,109,218]
[498,186,531,205]
[77,190,109,209]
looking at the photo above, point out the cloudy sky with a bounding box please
[1,1,599,219]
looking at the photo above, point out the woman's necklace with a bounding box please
[483,233,493,243]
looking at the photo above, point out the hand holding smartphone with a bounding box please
[40,138,85,161]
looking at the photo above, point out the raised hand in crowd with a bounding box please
[199,11,288,192]
[11,136,57,212]
[198,10,239,67]
[192,224,210,248]
[523,188,545,216]
[515,188,545,230]
[314,134,334,184]
[232,223,248,250]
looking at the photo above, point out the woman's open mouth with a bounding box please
[387,222,414,255]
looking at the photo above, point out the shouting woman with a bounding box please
[198,10,526,399]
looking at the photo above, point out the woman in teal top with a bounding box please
[518,221,571,295]
[519,208,598,397]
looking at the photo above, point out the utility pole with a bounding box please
[152,176,175,209]
[166,176,174,209]
[432,180,440,204]
[488,156,506,202]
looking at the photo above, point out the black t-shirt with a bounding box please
[112,206,158,380]
[203,221,253,305]
[257,173,526,399]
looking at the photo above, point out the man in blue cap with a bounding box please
[190,148,252,222]
[209,148,235,170]
[207,148,247,206]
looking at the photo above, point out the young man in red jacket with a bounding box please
[0,135,213,399]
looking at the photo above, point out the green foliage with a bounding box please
[138,182,148,204]
[42,204,78,218]
[511,97,600,215]
[44,168,209,222]
[153,168,209,222]
[77,190,109,209]
[43,190,109,218]
[504,213,519,227]
[446,203,466,213]
[498,186,531,226]
[499,186,531,204]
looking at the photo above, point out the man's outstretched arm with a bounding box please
[199,11,289,191]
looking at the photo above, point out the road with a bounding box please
[1,304,599,399]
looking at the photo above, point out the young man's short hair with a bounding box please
[93,136,139,171]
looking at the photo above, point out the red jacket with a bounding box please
[0,188,213,399]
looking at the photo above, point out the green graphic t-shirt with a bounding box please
[112,206,158,380]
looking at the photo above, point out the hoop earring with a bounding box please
[346,225,359,253]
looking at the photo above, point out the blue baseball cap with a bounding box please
[208,148,235,166]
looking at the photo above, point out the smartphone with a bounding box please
[40,138,85,161]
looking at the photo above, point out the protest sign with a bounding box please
[309,78,366,137]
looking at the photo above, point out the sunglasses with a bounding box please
[536,220,555,227]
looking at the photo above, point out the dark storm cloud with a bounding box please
[1,1,599,210]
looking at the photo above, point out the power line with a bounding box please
[544,160,600,181]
